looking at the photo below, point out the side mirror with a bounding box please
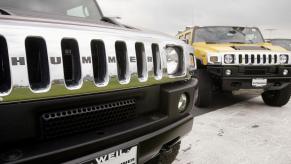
[182,39,189,44]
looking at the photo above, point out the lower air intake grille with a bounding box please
[40,99,136,139]
[244,69,266,75]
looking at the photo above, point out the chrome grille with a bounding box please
[225,53,290,65]
[0,17,192,103]
[238,54,278,64]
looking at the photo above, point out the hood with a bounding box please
[0,14,181,43]
[193,42,288,53]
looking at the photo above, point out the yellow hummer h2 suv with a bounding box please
[177,26,291,107]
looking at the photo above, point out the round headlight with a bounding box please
[224,54,234,64]
[166,47,179,75]
[280,55,288,64]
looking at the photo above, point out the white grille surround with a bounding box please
[222,52,291,65]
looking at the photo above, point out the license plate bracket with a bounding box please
[81,146,138,164]
[252,78,267,87]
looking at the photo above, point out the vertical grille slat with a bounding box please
[0,36,11,93]
[263,55,267,64]
[257,54,261,64]
[274,54,278,64]
[91,40,107,85]
[239,54,243,64]
[152,44,162,77]
[245,54,249,64]
[251,54,255,64]
[135,43,147,80]
[268,55,273,64]
[25,37,50,91]
[61,39,82,88]
[115,41,128,82]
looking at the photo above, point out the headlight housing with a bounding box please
[279,54,289,64]
[224,54,235,64]
[166,47,181,75]
[208,54,222,64]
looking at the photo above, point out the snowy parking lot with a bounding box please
[174,94,291,164]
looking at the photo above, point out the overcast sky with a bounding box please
[97,0,291,39]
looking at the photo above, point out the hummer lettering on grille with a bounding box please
[11,57,25,66]
[82,56,92,64]
[50,57,62,65]
[130,56,136,63]
[147,56,153,62]
[108,56,116,63]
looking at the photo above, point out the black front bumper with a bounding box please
[0,79,198,164]
[65,115,193,164]
[207,66,291,91]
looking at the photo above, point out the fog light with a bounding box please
[225,69,232,76]
[178,93,188,113]
[283,69,289,76]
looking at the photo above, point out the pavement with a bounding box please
[174,93,291,164]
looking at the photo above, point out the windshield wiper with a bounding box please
[229,42,245,44]
[229,42,246,44]
[247,40,255,44]
[205,41,219,44]
[101,17,123,26]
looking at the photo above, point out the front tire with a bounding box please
[262,85,291,107]
[195,70,213,108]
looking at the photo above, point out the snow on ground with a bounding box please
[174,97,291,164]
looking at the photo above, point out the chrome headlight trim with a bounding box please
[165,45,186,77]
[207,54,222,65]
[166,47,179,75]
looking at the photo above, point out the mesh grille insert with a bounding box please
[245,69,266,75]
[40,99,136,139]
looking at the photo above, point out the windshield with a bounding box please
[270,40,291,51]
[194,27,264,44]
[0,0,102,22]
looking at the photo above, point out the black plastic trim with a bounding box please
[91,40,107,85]
[115,41,128,81]
[0,79,197,164]
[25,37,50,90]
[61,38,82,87]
